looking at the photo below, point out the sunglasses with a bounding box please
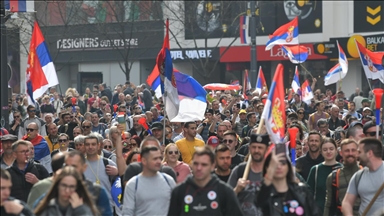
[58,139,68,143]
[104,145,113,149]
[82,126,91,129]
[297,112,304,114]
[168,151,179,155]
[26,128,36,132]
[28,110,36,112]
[365,131,382,137]
[222,139,234,144]
[14,116,21,118]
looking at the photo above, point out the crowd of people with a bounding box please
[1,81,384,216]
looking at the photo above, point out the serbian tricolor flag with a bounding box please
[301,80,314,105]
[243,70,251,99]
[265,17,299,51]
[255,66,268,95]
[146,66,162,99]
[5,0,34,12]
[22,134,52,173]
[281,45,308,64]
[26,22,59,105]
[156,19,179,120]
[355,40,384,83]
[337,40,348,74]
[324,63,343,86]
[291,66,301,94]
[261,64,286,144]
[239,15,249,44]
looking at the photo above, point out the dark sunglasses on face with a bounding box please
[297,112,304,114]
[222,139,234,144]
[58,139,68,143]
[14,115,20,118]
[168,151,179,155]
[104,145,112,149]
[365,131,382,137]
[26,128,36,132]
[28,110,36,112]
[82,126,91,129]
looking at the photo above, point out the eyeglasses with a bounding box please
[28,110,36,112]
[297,112,304,114]
[17,150,30,154]
[14,115,20,118]
[58,139,68,143]
[222,139,234,144]
[82,126,91,129]
[104,145,113,149]
[365,131,382,137]
[59,183,77,191]
[26,128,36,132]
[168,151,179,155]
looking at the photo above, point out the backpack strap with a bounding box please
[314,165,319,199]
[161,173,171,187]
[354,166,365,198]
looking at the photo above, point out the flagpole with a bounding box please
[162,92,167,146]
[0,1,10,129]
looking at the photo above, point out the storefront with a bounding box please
[220,43,329,92]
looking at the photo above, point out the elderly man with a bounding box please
[44,123,59,153]
[0,135,18,169]
[18,105,46,139]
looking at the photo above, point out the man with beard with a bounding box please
[129,115,145,140]
[324,139,362,216]
[295,131,324,180]
[214,144,232,182]
[176,122,205,165]
[0,135,17,168]
[342,138,384,216]
[228,133,269,216]
[58,112,79,141]
[222,130,244,169]
[44,123,60,152]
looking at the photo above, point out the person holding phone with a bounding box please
[34,166,98,216]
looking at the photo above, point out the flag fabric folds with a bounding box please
[146,66,162,99]
[261,64,286,144]
[239,15,249,44]
[291,66,301,94]
[324,63,343,86]
[26,22,59,105]
[337,40,348,74]
[301,80,314,105]
[255,66,268,95]
[281,45,309,64]
[265,17,299,51]
[355,40,384,83]
[111,177,122,208]
[243,70,251,99]
[5,0,34,12]
[203,83,242,91]
[171,72,207,122]
[156,19,180,120]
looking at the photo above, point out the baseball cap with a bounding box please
[207,136,220,147]
[239,109,247,115]
[363,107,372,112]
[1,134,18,141]
[151,122,164,130]
[361,98,370,104]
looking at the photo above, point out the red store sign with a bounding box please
[220,43,328,62]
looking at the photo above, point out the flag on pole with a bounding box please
[337,40,348,74]
[26,22,59,105]
[255,66,268,95]
[281,45,309,64]
[239,15,249,44]
[156,19,179,120]
[324,63,343,86]
[5,0,34,12]
[291,66,301,94]
[243,70,251,99]
[261,64,286,144]
[265,17,299,51]
[355,40,384,83]
[146,66,162,99]
[301,80,314,105]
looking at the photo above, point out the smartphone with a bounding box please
[236,103,241,109]
[334,131,341,140]
[275,143,287,155]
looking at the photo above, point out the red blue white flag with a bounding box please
[5,0,34,12]
[239,15,249,44]
[265,17,299,51]
[355,40,384,83]
[281,45,308,64]
[301,80,314,105]
[255,66,268,95]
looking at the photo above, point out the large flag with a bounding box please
[301,80,314,105]
[243,70,251,99]
[255,66,268,95]
[156,19,179,120]
[337,40,348,74]
[265,17,299,51]
[281,45,309,64]
[355,40,384,83]
[291,66,301,93]
[239,15,249,44]
[261,64,286,144]
[146,66,162,99]
[5,0,34,12]
[324,63,343,86]
[26,22,58,105]
[171,72,207,122]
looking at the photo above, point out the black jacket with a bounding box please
[6,160,49,202]
[256,182,319,216]
[168,175,244,216]
[0,197,35,216]
[295,153,324,180]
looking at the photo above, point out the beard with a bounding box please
[309,144,319,153]
[252,152,264,162]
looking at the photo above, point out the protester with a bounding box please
[214,144,232,182]
[162,144,191,183]
[0,134,18,169]
[175,122,205,165]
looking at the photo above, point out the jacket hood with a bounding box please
[185,174,220,189]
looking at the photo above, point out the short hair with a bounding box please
[246,112,256,120]
[73,126,83,133]
[65,150,86,165]
[46,122,57,129]
[82,120,92,126]
[58,133,69,140]
[307,131,323,143]
[214,144,230,154]
[359,138,383,158]
[51,152,66,173]
[347,125,363,138]
[93,133,103,143]
[184,122,196,128]
[287,112,298,120]
[1,168,11,180]
[223,130,237,140]
[11,140,29,152]
[140,136,160,150]
[140,145,160,159]
[340,139,358,149]
[317,118,328,127]
[74,135,86,144]
[193,145,215,164]
[27,105,35,111]
[61,112,71,119]
[84,133,99,144]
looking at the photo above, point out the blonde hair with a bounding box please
[162,143,179,163]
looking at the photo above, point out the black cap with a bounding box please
[250,134,270,146]
[151,122,164,130]
[1,134,18,141]
[205,109,214,115]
